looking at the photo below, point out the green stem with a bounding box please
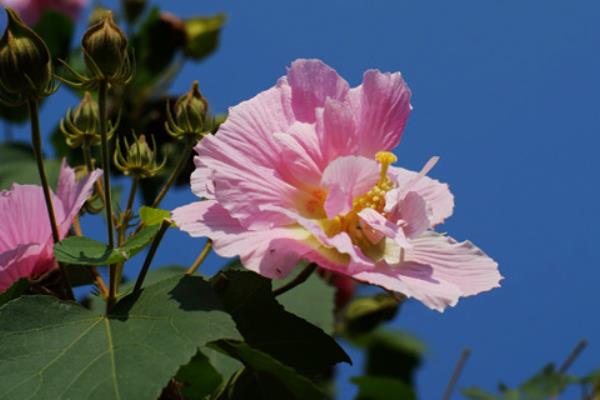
[272,263,317,297]
[151,140,193,208]
[133,219,171,293]
[186,240,212,276]
[125,177,138,217]
[82,144,105,201]
[27,99,74,300]
[98,80,116,312]
[114,177,138,291]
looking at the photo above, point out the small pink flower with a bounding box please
[173,59,502,311]
[1,0,87,25]
[0,160,101,291]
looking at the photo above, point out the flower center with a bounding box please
[323,151,397,238]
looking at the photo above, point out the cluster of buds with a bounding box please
[114,133,166,179]
[166,81,213,143]
[60,92,119,148]
[0,8,57,105]
[60,11,133,88]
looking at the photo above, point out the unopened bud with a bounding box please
[60,92,102,148]
[114,133,166,179]
[166,80,211,141]
[82,11,128,79]
[0,8,53,102]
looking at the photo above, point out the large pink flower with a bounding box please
[172,59,502,311]
[0,160,101,291]
[1,0,87,25]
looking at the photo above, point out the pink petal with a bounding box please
[352,264,463,312]
[273,129,323,189]
[357,208,410,247]
[0,243,53,292]
[386,191,430,238]
[315,98,359,163]
[348,69,412,158]
[286,59,349,123]
[321,156,380,218]
[190,156,215,199]
[0,184,64,253]
[387,162,454,226]
[172,201,313,279]
[56,160,102,238]
[405,232,502,298]
[260,204,374,271]
[198,134,298,229]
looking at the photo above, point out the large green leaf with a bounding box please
[0,279,29,307]
[54,225,161,266]
[276,268,336,334]
[213,270,350,377]
[176,351,223,399]
[0,143,61,190]
[352,376,416,400]
[210,340,326,400]
[0,275,240,400]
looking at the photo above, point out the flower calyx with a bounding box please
[60,92,120,148]
[59,11,133,89]
[166,80,213,142]
[114,132,166,179]
[0,8,57,106]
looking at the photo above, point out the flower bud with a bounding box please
[166,81,211,141]
[114,133,166,179]
[60,92,102,148]
[0,8,53,102]
[82,11,128,79]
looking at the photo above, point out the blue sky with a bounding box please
[7,0,600,398]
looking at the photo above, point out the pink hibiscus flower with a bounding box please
[172,59,502,311]
[0,0,87,25]
[0,161,101,291]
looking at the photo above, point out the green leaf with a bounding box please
[350,329,424,387]
[176,351,223,399]
[462,364,579,400]
[0,279,29,307]
[0,274,240,400]
[87,265,187,314]
[277,267,336,334]
[132,7,186,88]
[33,11,74,61]
[210,340,326,400]
[461,387,500,400]
[183,14,226,60]
[352,376,416,400]
[54,225,161,266]
[0,143,61,190]
[200,345,243,383]
[139,206,172,226]
[213,270,350,377]
[510,364,577,399]
[340,293,400,335]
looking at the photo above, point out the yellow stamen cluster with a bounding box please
[323,151,397,238]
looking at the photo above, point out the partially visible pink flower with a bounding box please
[0,160,101,291]
[173,59,502,312]
[1,0,87,25]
